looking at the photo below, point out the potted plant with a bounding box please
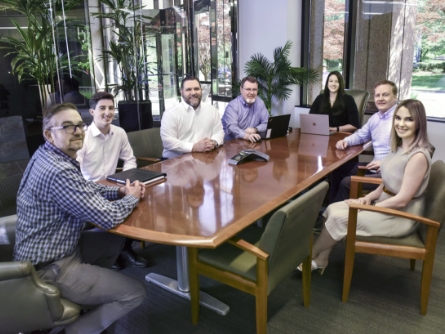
[244,40,319,115]
[0,0,78,110]
[93,0,154,132]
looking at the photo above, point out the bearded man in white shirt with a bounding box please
[160,76,225,159]
[77,91,149,269]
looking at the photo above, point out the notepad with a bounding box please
[106,169,166,186]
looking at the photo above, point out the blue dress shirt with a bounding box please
[344,104,397,162]
[222,95,269,141]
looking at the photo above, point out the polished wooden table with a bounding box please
[107,129,364,314]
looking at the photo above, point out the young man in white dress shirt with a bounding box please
[160,76,225,159]
[77,91,149,269]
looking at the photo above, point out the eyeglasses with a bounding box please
[242,88,258,93]
[48,123,88,134]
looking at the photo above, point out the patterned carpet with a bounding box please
[102,231,445,334]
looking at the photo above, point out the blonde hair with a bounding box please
[390,99,432,154]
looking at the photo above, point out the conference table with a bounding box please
[106,129,364,315]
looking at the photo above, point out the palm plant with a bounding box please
[244,40,319,115]
[0,0,80,109]
[92,0,152,101]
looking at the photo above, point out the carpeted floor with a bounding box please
[102,230,445,334]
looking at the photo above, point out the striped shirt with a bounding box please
[14,141,139,265]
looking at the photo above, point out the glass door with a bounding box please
[144,7,186,118]
[194,0,235,113]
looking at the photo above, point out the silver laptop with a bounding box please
[300,114,335,136]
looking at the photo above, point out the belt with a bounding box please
[34,260,53,271]
[382,186,396,196]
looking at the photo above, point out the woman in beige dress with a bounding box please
[304,99,433,273]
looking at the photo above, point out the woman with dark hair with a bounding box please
[301,99,433,273]
[309,71,360,132]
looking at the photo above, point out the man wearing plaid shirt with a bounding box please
[14,103,146,334]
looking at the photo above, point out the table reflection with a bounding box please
[113,130,364,247]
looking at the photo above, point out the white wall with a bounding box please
[428,121,445,162]
[238,0,302,115]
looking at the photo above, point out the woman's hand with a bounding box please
[345,196,372,206]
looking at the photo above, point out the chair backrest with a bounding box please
[127,127,163,166]
[345,89,370,127]
[258,181,329,293]
[0,214,17,262]
[0,173,23,218]
[419,160,445,242]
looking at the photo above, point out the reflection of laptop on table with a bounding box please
[300,114,335,136]
[298,134,329,157]
[259,114,291,139]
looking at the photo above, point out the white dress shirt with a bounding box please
[77,123,137,182]
[160,100,225,159]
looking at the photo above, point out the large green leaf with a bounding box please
[244,40,319,115]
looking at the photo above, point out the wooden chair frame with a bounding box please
[189,235,313,334]
[342,175,441,315]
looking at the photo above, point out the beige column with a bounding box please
[353,0,417,108]
[308,0,325,104]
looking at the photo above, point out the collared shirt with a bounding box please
[222,95,269,141]
[76,123,137,182]
[160,100,225,159]
[14,141,139,265]
[344,104,397,161]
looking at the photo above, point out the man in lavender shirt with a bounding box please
[330,80,398,203]
[222,76,269,142]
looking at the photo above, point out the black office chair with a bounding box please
[0,215,81,333]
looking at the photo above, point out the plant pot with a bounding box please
[118,100,153,133]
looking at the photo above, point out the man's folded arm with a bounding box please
[51,170,139,230]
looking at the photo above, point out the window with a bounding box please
[307,0,445,119]
[411,0,445,118]
[323,0,346,86]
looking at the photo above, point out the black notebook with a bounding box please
[106,169,166,186]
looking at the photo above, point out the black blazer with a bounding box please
[309,93,360,128]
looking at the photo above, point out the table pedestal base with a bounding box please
[145,273,230,315]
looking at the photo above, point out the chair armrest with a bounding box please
[136,157,161,162]
[357,166,367,177]
[0,261,33,280]
[350,175,382,198]
[351,175,382,185]
[357,165,379,174]
[0,261,59,294]
[227,237,269,260]
[348,203,440,228]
